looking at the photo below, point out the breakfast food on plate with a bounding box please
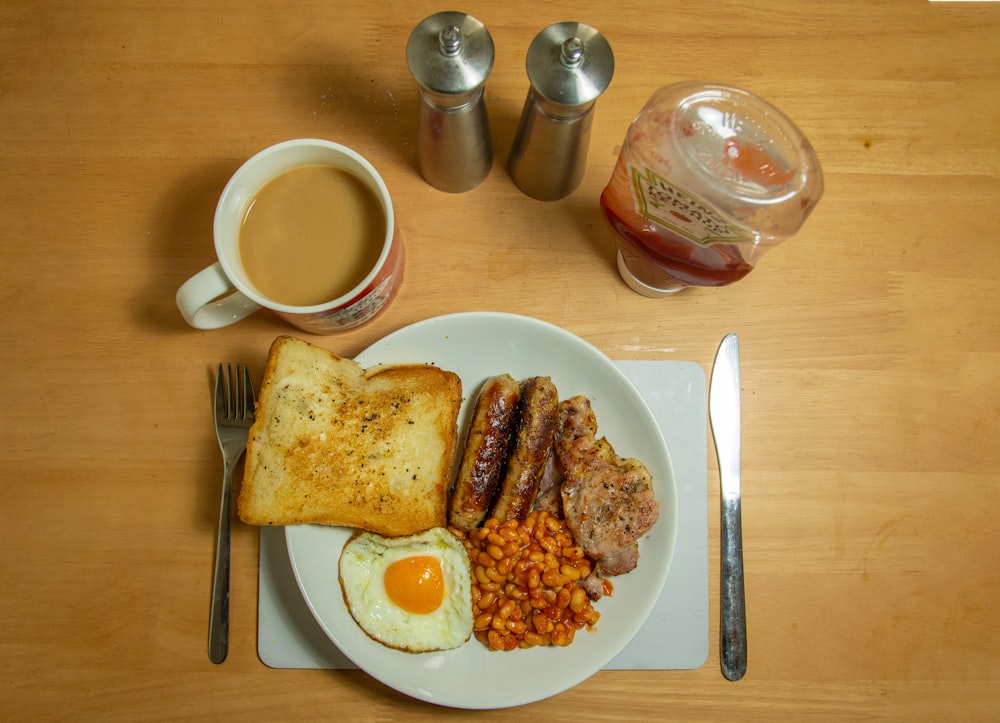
[237,336,463,537]
[554,395,660,579]
[488,376,559,522]
[455,511,600,651]
[236,334,658,653]
[339,527,474,653]
[448,374,522,532]
[447,373,661,651]
[532,452,564,517]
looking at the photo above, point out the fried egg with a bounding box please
[338,527,474,653]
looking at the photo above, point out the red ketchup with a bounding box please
[601,83,823,296]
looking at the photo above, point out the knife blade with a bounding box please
[709,332,747,681]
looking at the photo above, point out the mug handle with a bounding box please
[175,262,261,329]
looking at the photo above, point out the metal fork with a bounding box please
[209,363,255,664]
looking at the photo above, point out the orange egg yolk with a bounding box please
[383,555,445,614]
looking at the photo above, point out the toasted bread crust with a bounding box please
[237,336,463,536]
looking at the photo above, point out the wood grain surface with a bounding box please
[2,1,998,719]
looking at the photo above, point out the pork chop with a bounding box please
[555,395,659,579]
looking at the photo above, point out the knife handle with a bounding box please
[721,496,747,681]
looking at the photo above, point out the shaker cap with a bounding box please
[406,11,494,96]
[525,22,614,107]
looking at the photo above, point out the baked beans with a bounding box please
[451,510,602,651]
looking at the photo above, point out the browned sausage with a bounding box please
[489,376,559,522]
[448,374,522,532]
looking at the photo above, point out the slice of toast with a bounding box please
[237,336,463,537]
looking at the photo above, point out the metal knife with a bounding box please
[710,332,747,681]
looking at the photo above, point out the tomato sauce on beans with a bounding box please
[450,510,605,651]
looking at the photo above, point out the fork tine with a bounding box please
[214,363,225,419]
[228,362,237,418]
[241,364,255,420]
[234,363,244,419]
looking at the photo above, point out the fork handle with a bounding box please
[208,458,233,664]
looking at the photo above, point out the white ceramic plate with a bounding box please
[284,312,677,709]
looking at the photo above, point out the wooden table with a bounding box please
[3,1,998,719]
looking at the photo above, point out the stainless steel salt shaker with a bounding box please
[406,12,494,193]
[508,22,614,201]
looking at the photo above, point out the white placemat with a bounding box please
[256,360,708,670]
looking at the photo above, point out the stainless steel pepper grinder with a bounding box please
[406,12,494,193]
[508,22,614,201]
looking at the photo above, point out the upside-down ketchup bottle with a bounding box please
[600,82,824,296]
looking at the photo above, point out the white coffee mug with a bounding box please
[176,138,404,334]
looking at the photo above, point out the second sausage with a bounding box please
[489,376,559,522]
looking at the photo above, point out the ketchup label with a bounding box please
[629,166,753,247]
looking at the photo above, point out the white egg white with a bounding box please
[338,527,474,653]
